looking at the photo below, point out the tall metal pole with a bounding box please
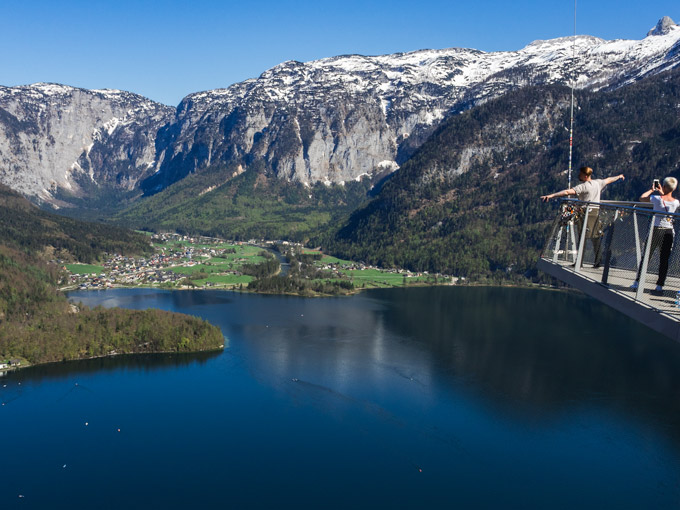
[565,0,577,262]
[568,0,576,189]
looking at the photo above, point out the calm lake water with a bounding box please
[3,286,680,508]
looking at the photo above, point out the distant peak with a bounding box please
[647,16,678,36]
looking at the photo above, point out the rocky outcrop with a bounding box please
[648,16,678,36]
[0,84,173,203]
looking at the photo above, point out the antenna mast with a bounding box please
[568,0,577,189]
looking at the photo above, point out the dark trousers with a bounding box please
[636,227,674,286]
[591,237,602,266]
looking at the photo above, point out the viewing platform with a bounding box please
[538,199,680,342]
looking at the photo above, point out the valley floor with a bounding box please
[61,233,457,297]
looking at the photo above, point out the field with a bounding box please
[66,238,274,290]
[160,242,271,288]
[192,275,253,286]
[309,253,448,289]
[65,263,106,275]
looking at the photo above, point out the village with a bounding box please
[63,233,259,290]
[62,233,457,292]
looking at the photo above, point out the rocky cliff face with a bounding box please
[143,19,680,192]
[648,16,678,36]
[1,18,679,205]
[0,84,173,204]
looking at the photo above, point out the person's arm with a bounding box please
[639,182,661,202]
[541,188,576,202]
[603,174,625,186]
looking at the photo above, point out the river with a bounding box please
[2,286,680,508]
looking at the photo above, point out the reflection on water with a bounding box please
[378,287,680,415]
[68,287,680,441]
[5,352,222,385]
[17,286,677,507]
[71,288,235,310]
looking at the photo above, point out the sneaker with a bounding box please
[655,285,663,292]
[630,281,639,290]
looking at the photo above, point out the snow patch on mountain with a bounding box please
[144,19,680,191]
[2,18,680,201]
[0,83,174,199]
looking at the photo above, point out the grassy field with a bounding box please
[152,237,259,252]
[307,253,447,289]
[157,244,273,289]
[192,274,253,286]
[316,255,348,265]
[65,263,106,275]
[209,247,268,264]
[168,250,269,277]
[168,264,218,275]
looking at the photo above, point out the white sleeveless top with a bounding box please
[650,194,680,228]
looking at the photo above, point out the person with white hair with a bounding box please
[631,176,680,292]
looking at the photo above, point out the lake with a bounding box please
[2,286,680,508]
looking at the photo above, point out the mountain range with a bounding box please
[1,17,680,278]
[1,17,679,206]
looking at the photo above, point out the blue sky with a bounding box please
[1,0,678,106]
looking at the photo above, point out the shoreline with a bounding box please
[63,278,578,297]
[1,345,225,375]
[9,284,578,375]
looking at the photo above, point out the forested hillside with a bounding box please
[0,187,224,366]
[0,183,152,262]
[113,161,373,241]
[319,68,680,281]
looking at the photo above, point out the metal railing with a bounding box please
[541,199,680,317]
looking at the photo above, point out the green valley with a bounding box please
[63,232,451,296]
[112,162,373,242]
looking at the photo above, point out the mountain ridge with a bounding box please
[1,17,678,210]
[319,65,680,278]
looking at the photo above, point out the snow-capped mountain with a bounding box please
[0,83,174,202]
[1,17,679,204]
[142,16,680,193]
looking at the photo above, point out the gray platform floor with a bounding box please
[544,257,680,323]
